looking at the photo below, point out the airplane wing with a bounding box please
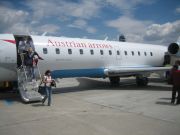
[104,66,171,77]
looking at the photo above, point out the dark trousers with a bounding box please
[171,86,180,104]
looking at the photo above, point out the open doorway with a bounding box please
[14,35,35,68]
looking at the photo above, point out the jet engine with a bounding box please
[168,42,180,56]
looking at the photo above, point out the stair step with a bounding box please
[17,64,43,102]
[26,91,42,99]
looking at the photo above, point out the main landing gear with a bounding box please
[136,75,149,86]
[109,77,120,86]
[109,76,148,87]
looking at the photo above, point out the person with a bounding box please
[18,37,26,53]
[25,37,35,51]
[17,37,26,68]
[173,67,180,105]
[42,70,54,106]
[170,60,180,105]
[24,47,43,79]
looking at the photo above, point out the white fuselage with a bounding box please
[0,34,167,81]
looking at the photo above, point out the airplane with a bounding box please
[0,34,179,102]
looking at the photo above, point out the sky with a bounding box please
[0,0,179,45]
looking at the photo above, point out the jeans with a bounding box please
[43,86,52,106]
[28,66,35,79]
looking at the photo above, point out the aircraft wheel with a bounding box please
[109,77,120,86]
[136,76,148,86]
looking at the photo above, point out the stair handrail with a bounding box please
[36,62,42,82]
[19,53,28,81]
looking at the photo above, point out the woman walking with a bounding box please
[42,70,53,106]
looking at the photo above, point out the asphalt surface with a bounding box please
[0,77,180,135]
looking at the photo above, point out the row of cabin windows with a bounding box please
[124,51,153,56]
[43,48,153,56]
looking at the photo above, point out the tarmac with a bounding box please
[0,77,180,135]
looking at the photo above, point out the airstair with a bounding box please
[17,53,44,102]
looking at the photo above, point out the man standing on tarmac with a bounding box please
[170,60,180,105]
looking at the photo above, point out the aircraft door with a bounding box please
[14,35,35,68]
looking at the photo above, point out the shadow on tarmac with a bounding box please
[53,78,171,94]
[155,101,175,106]
[0,92,20,102]
[0,77,172,103]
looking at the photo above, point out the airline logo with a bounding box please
[48,39,113,49]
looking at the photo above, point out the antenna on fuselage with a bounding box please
[42,32,47,36]
[104,36,108,41]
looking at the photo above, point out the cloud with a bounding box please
[68,19,97,34]
[106,16,151,34]
[38,24,60,34]
[0,0,179,43]
[65,1,101,19]
[104,0,154,15]
[0,0,100,35]
[175,7,180,14]
[144,20,180,45]
[86,27,97,34]
[0,2,60,35]
[106,16,152,42]
[26,0,101,20]
[6,23,30,34]
[68,19,87,29]
[106,16,180,45]
[5,22,60,35]
[0,5,29,32]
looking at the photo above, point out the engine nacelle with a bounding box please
[168,43,180,56]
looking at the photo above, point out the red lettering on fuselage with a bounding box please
[48,39,55,46]
[47,39,113,49]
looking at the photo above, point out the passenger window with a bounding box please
[90,49,94,55]
[144,52,147,56]
[79,49,83,55]
[109,50,112,55]
[150,52,153,56]
[43,48,48,54]
[138,51,140,56]
[68,49,72,55]
[117,51,120,55]
[100,50,104,55]
[124,51,127,55]
[56,48,60,54]
[131,51,134,56]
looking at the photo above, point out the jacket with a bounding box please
[172,70,180,87]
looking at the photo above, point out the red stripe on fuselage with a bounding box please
[2,40,16,44]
